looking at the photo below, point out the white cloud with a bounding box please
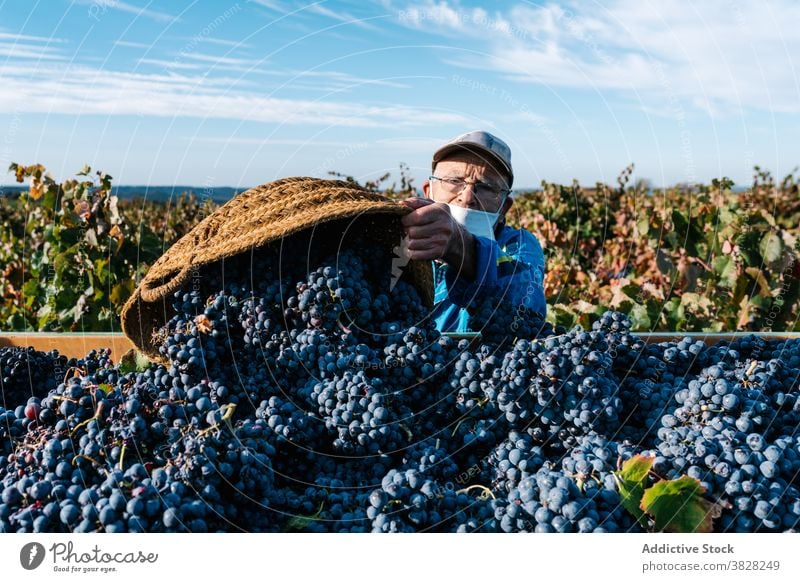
[396,1,513,37]
[181,52,263,68]
[252,1,382,31]
[249,0,288,11]
[0,62,468,128]
[307,3,382,30]
[137,58,206,71]
[184,36,251,49]
[0,32,66,61]
[261,69,410,89]
[138,52,264,74]
[397,0,800,114]
[400,1,462,29]
[0,32,65,43]
[114,40,153,49]
[134,55,413,90]
[0,42,65,60]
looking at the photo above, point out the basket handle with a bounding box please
[139,263,195,303]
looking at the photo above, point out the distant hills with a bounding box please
[0,185,244,203]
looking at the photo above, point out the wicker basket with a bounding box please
[121,176,433,359]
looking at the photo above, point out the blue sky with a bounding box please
[0,0,798,189]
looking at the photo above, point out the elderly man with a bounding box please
[400,130,546,333]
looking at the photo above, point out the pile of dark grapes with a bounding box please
[0,347,69,412]
[2,232,800,533]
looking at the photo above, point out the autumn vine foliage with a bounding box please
[0,163,214,331]
[507,165,800,332]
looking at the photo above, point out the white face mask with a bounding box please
[447,203,501,241]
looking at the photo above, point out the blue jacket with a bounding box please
[432,225,546,333]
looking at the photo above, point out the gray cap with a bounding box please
[432,130,513,187]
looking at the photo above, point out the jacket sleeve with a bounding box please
[442,227,547,316]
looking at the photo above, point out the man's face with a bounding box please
[424,152,510,214]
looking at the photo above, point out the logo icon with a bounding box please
[20,542,46,570]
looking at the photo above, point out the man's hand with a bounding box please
[400,197,477,281]
[399,197,454,261]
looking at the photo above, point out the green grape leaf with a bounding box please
[629,303,651,330]
[54,248,72,280]
[662,297,685,330]
[636,216,649,236]
[672,209,703,256]
[713,256,738,288]
[731,271,750,306]
[759,232,783,268]
[703,320,725,332]
[22,278,41,301]
[118,349,151,375]
[736,229,761,266]
[640,476,715,533]
[109,279,135,307]
[93,258,109,285]
[614,454,654,528]
[282,501,324,532]
[749,294,771,309]
[42,185,58,212]
[745,267,771,297]
[550,304,578,329]
[656,249,673,274]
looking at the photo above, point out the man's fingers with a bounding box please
[402,210,438,228]
[406,236,447,252]
[399,197,434,210]
[405,223,450,240]
[400,203,451,228]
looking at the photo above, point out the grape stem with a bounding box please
[456,484,495,500]
[198,403,238,437]
[70,415,98,436]
[399,423,413,442]
[72,454,108,476]
[51,395,79,404]
[62,366,87,383]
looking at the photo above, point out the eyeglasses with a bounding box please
[429,175,511,204]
